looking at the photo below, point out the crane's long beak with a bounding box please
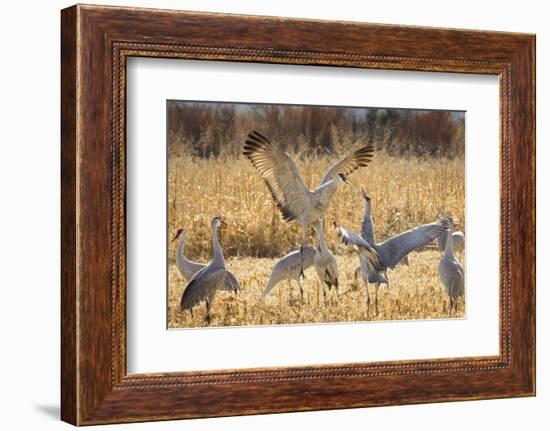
[171,230,182,243]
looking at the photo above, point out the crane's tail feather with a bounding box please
[262,277,278,299]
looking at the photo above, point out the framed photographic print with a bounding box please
[61,4,535,425]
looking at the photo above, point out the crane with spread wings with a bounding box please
[243,130,376,278]
[336,189,451,316]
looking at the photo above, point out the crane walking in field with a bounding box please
[243,130,375,278]
[313,219,339,300]
[336,189,450,315]
[180,217,240,324]
[439,219,465,316]
[262,245,316,300]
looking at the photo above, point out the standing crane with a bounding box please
[180,217,240,324]
[439,220,465,316]
[243,130,374,278]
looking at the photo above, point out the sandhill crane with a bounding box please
[313,219,339,300]
[357,253,388,317]
[180,217,240,324]
[437,229,465,254]
[243,130,374,277]
[262,245,316,300]
[336,189,450,315]
[439,220,465,316]
[350,189,408,290]
[172,228,241,293]
[172,229,206,280]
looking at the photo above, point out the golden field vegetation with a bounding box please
[168,251,465,328]
[167,150,465,328]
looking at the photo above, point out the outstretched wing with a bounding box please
[337,226,371,248]
[180,267,226,310]
[377,219,450,268]
[336,226,381,269]
[320,145,374,185]
[243,131,312,222]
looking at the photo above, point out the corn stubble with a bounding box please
[168,151,465,328]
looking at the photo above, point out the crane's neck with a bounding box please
[175,234,187,268]
[211,224,225,264]
[443,227,454,259]
[316,220,329,254]
[363,203,377,244]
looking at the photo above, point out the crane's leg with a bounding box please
[299,244,305,279]
[288,278,292,306]
[297,278,304,301]
[299,227,307,279]
[448,297,453,317]
[364,282,371,319]
[335,278,340,301]
[375,283,380,317]
[353,267,361,289]
[204,300,212,325]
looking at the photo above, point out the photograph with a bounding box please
[45,1,539,427]
[167,100,466,328]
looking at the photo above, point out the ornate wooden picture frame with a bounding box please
[61,4,535,425]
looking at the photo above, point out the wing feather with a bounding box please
[336,226,372,249]
[223,271,240,293]
[243,131,312,222]
[336,226,381,269]
[180,267,227,310]
[377,219,450,268]
[320,145,374,185]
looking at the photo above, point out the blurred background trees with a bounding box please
[167,101,465,159]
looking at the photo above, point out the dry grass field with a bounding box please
[168,251,465,328]
[167,151,465,328]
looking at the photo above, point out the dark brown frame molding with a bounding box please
[61,4,535,425]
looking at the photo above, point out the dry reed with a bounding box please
[167,150,465,328]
